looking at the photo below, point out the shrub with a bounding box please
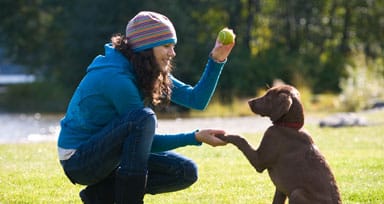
[339,53,384,111]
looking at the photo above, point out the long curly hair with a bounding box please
[111,33,173,106]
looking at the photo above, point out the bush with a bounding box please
[339,53,384,111]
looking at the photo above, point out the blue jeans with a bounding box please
[60,107,198,194]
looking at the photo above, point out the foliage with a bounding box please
[0,0,383,112]
[339,53,384,111]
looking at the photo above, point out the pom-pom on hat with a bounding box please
[126,11,177,52]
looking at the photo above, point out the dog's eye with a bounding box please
[266,91,274,97]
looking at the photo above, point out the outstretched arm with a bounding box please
[151,129,227,152]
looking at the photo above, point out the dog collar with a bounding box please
[273,121,303,130]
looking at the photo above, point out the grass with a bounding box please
[1,111,384,203]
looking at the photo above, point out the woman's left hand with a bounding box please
[195,129,228,147]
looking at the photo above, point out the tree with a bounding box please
[0,0,383,112]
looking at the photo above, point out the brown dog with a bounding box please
[217,85,341,204]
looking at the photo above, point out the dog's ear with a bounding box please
[270,92,292,121]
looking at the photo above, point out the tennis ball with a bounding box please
[218,28,235,45]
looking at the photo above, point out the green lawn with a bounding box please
[1,118,383,203]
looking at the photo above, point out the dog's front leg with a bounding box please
[272,189,286,204]
[216,134,266,172]
[217,134,254,154]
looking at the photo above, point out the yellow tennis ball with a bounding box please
[218,28,235,45]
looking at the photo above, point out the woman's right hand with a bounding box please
[195,129,228,147]
[210,29,236,62]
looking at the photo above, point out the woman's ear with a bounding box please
[270,92,292,121]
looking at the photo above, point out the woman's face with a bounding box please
[153,43,176,71]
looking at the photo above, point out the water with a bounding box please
[0,113,277,144]
[1,110,380,144]
[0,113,62,143]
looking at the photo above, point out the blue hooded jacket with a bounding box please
[58,43,225,152]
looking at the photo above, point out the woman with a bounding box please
[58,11,235,204]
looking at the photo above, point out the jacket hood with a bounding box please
[87,43,132,73]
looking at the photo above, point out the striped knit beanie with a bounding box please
[126,11,177,52]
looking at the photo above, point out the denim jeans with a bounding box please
[60,107,198,194]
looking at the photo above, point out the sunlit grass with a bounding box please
[189,97,253,118]
[189,91,344,119]
[0,142,82,203]
[0,117,383,203]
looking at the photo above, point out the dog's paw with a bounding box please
[215,134,227,141]
[216,134,245,145]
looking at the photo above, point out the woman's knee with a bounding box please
[120,107,157,133]
[118,108,157,174]
[181,159,198,185]
[132,107,156,129]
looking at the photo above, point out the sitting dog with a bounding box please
[217,85,341,204]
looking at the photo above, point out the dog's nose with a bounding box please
[248,99,256,112]
[247,100,252,107]
[248,99,255,106]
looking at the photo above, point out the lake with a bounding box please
[0,112,296,144]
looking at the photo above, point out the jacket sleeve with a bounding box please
[151,131,202,152]
[170,57,225,110]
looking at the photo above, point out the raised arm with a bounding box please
[170,58,224,110]
[171,39,235,110]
